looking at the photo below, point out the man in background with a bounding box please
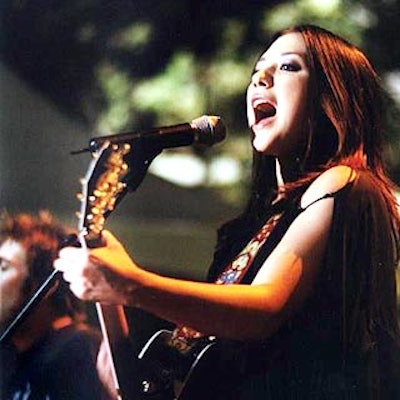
[0,211,110,399]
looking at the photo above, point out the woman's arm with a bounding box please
[55,166,354,341]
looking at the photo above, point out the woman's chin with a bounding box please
[252,137,274,155]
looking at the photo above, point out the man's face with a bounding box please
[0,239,29,326]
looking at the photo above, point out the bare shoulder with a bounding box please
[300,165,356,209]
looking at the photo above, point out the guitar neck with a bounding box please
[96,303,129,349]
[96,303,129,400]
[80,234,132,400]
[83,235,129,343]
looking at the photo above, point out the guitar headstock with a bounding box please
[76,134,163,247]
[77,141,131,246]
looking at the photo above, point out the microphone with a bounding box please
[85,115,226,153]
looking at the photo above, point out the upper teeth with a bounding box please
[253,99,268,108]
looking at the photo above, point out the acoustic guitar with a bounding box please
[77,116,226,399]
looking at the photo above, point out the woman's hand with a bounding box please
[54,230,139,305]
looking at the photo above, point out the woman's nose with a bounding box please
[251,70,273,88]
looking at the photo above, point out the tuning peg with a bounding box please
[94,188,107,198]
[117,182,126,190]
[90,208,98,216]
[89,224,102,235]
[108,198,116,209]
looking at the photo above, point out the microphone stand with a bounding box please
[0,270,62,344]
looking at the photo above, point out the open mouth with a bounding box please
[254,102,276,124]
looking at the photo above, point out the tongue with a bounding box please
[255,103,276,122]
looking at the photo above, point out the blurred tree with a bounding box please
[1,0,399,197]
[0,0,278,126]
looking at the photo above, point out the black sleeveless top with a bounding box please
[207,171,400,400]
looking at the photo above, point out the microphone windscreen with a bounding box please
[191,115,226,147]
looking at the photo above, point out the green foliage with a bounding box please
[132,52,207,124]
[2,0,400,200]
[93,0,400,196]
[262,0,372,45]
[96,63,133,133]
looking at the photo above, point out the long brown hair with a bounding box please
[209,25,399,279]
[248,24,399,225]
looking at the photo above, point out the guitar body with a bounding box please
[137,330,219,400]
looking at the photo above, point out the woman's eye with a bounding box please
[280,62,300,72]
[0,258,11,272]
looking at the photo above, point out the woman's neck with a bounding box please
[275,157,303,187]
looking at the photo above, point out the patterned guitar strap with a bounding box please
[170,211,283,344]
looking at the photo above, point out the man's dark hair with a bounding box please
[0,211,81,318]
